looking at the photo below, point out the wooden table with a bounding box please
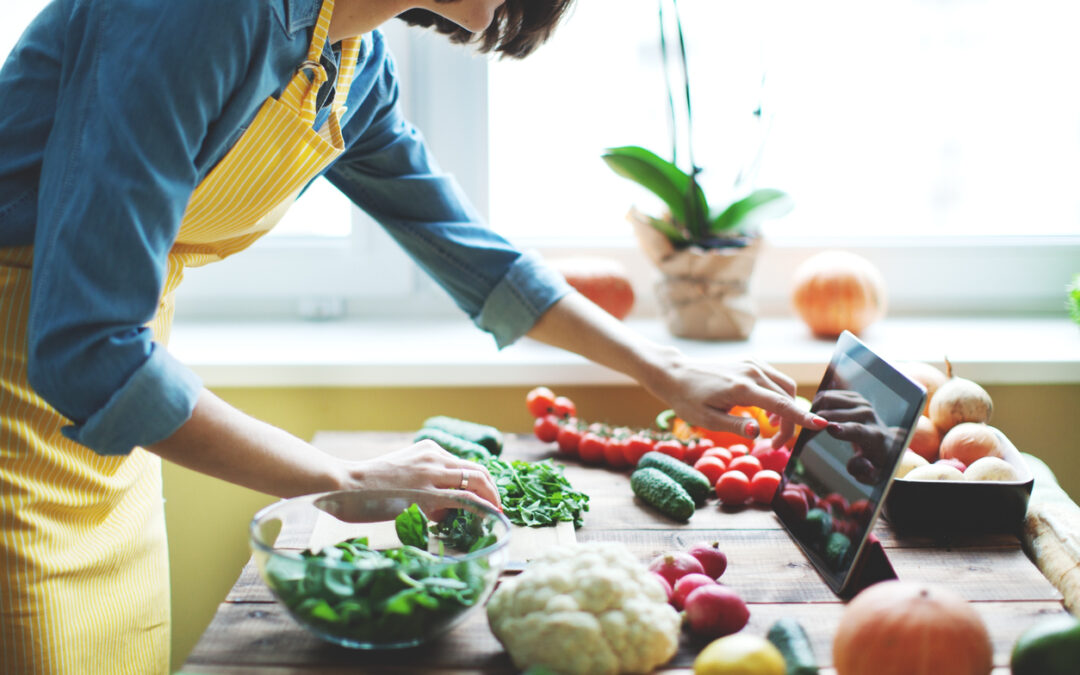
[182,431,1070,674]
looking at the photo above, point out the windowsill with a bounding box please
[168,315,1080,388]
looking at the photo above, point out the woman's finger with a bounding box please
[744,358,797,398]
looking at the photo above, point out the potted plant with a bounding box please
[602,0,792,340]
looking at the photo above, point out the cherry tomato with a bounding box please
[728,455,762,479]
[604,437,631,468]
[577,432,608,464]
[749,469,782,505]
[624,434,654,466]
[533,414,562,443]
[778,488,809,520]
[683,440,705,466]
[715,470,751,506]
[526,386,556,418]
[552,396,577,418]
[653,439,686,463]
[555,422,582,456]
[693,456,726,485]
[728,444,750,457]
[702,447,733,465]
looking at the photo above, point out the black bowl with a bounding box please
[882,429,1034,536]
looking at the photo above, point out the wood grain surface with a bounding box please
[183,431,1070,674]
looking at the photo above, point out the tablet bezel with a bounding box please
[772,330,927,596]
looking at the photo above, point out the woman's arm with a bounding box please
[148,389,501,507]
[526,292,828,446]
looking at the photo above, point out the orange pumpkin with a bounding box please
[548,256,635,320]
[791,250,887,338]
[833,580,993,675]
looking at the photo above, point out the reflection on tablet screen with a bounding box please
[775,331,926,594]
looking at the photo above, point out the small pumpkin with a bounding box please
[833,580,993,675]
[548,256,635,320]
[790,250,887,338]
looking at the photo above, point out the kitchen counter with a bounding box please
[181,431,1071,673]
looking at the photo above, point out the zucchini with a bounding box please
[766,617,819,675]
[421,415,503,456]
[637,451,712,505]
[413,428,492,462]
[630,467,695,521]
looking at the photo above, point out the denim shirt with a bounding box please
[0,0,570,456]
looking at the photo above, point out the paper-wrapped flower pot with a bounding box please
[629,207,761,340]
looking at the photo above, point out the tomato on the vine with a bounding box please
[552,396,577,418]
[555,422,582,456]
[683,440,706,465]
[604,437,631,468]
[577,432,608,464]
[533,414,561,443]
[653,439,686,463]
[526,386,556,418]
[624,434,654,466]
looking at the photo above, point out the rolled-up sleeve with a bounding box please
[25,0,262,454]
[325,38,571,348]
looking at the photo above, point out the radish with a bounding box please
[650,572,673,601]
[683,584,750,638]
[670,573,716,610]
[686,541,728,580]
[647,551,705,587]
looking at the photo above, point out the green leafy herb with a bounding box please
[485,457,590,529]
[265,537,491,645]
[394,503,428,549]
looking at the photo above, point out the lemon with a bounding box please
[1011,612,1080,675]
[693,633,786,675]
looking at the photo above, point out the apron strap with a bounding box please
[282,0,342,126]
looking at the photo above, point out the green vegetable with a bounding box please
[803,508,833,543]
[630,467,695,521]
[394,503,428,549]
[421,415,504,456]
[824,531,852,570]
[264,537,491,645]
[766,617,820,675]
[654,408,678,431]
[413,427,492,462]
[637,451,712,505]
[485,457,590,528]
[415,421,589,529]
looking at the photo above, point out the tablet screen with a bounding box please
[773,331,926,595]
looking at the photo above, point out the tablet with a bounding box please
[772,330,927,596]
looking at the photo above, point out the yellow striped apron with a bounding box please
[0,0,359,671]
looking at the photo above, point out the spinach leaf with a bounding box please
[394,502,428,548]
[265,536,491,646]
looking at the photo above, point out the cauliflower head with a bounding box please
[486,541,680,674]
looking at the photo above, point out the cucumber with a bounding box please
[630,468,695,521]
[413,428,492,462]
[637,451,712,505]
[421,415,503,456]
[766,617,819,675]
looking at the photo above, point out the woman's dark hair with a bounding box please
[397,0,576,59]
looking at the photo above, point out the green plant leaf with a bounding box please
[710,188,793,234]
[601,146,708,232]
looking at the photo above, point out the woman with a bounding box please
[0,0,827,672]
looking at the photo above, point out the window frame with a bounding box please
[170,18,1080,321]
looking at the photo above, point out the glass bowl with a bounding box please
[249,488,511,649]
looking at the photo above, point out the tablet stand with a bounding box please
[840,536,898,599]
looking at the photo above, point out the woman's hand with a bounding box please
[656,357,828,449]
[344,440,502,512]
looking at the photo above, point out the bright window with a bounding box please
[486,0,1080,316]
